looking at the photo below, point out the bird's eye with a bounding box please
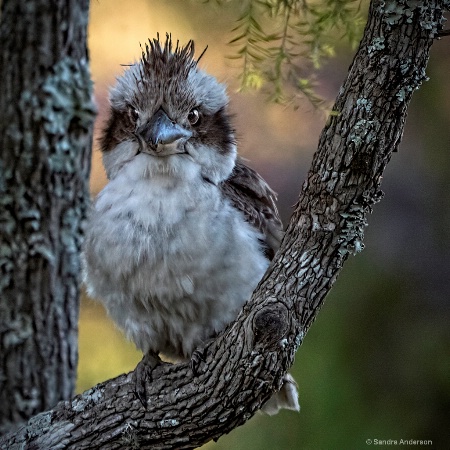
[188,108,200,126]
[128,107,139,123]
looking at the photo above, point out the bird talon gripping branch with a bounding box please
[133,350,161,407]
[189,348,206,376]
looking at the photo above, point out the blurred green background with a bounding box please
[78,1,450,448]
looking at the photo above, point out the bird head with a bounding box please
[101,34,236,184]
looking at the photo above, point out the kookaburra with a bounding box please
[83,35,299,415]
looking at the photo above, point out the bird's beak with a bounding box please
[136,108,192,156]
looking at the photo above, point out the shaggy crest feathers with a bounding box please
[139,34,203,82]
[109,34,224,115]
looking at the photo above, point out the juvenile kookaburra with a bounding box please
[83,35,299,415]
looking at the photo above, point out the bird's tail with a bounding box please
[261,373,300,416]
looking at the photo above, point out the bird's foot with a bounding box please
[133,350,161,407]
[190,336,216,375]
[190,347,207,375]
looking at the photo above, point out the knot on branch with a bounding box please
[252,303,289,351]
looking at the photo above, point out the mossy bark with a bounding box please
[0,0,94,434]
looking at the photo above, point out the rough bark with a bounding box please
[0,0,94,435]
[0,0,448,449]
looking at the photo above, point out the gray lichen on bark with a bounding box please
[0,0,94,435]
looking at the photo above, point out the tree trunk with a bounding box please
[0,0,94,435]
[0,0,447,448]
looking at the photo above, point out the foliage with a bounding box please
[200,0,367,106]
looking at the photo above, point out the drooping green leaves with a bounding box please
[203,0,367,106]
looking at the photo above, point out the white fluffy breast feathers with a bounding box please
[82,168,270,358]
[101,35,237,185]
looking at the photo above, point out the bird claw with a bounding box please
[133,351,161,407]
[190,347,207,375]
[190,335,216,375]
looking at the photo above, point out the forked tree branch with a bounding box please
[1,1,447,449]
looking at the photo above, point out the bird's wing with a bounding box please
[220,157,284,260]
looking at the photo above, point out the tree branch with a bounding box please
[1,0,447,448]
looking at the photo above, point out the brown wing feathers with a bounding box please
[220,158,284,260]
